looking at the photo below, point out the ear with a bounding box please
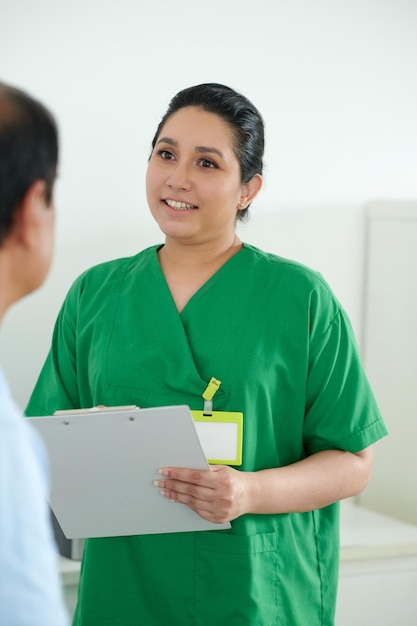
[11,180,48,249]
[239,174,263,210]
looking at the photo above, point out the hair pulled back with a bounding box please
[151,83,264,220]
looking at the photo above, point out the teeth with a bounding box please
[165,200,196,210]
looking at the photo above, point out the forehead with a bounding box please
[157,106,236,152]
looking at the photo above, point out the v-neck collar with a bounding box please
[153,244,247,317]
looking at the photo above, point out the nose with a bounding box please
[166,162,193,191]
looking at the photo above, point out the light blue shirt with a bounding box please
[0,368,69,626]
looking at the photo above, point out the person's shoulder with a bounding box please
[0,367,22,426]
[242,243,341,313]
[69,245,160,293]
[243,243,326,285]
[243,245,350,342]
[0,367,48,480]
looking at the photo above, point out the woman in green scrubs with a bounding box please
[26,83,387,625]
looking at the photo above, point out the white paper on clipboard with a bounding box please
[29,405,231,538]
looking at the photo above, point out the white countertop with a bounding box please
[340,499,417,561]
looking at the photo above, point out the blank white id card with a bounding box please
[191,411,243,466]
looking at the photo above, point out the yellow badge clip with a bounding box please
[191,377,243,466]
[201,377,221,415]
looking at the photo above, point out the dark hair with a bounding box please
[0,82,58,245]
[151,83,264,220]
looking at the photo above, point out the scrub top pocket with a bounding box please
[195,531,279,626]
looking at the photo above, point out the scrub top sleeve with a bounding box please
[304,306,387,455]
[25,283,81,417]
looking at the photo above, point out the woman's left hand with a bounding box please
[154,465,251,524]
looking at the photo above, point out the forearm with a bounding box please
[156,447,373,523]
[245,447,373,515]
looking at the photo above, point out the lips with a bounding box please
[164,199,198,210]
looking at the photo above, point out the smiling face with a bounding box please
[146,106,247,247]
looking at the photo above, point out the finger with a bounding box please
[154,477,215,502]
[158,467,215,488]
[158,487,226,523]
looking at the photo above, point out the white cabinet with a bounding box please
[336,501,417,626]
[360,201,417,526]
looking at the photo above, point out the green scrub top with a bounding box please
[26,244,387,626]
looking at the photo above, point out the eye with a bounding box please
[157,149,175,161]
[197,158,217,169]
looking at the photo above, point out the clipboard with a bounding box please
[29,405,231,538]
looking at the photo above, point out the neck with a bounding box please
[0,257,14,323]
[0,249,28,323]
[159,233,242,269]
[157,234,243,313]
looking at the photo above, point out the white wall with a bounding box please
[0,0,416,411]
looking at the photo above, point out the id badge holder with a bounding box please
[191,378,243,466]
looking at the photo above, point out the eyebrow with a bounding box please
[156,137,226,160]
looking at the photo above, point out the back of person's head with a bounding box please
[151,83,265,220]
[0,82,58,247]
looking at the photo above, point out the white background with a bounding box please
[0,0,416,404]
